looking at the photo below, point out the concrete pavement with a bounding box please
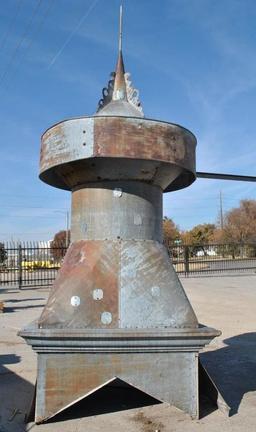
[0,275,256,432]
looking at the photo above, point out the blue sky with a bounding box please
[0,0,255,241]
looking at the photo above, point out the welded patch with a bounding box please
[93,289,103,300]
[70,296,80,307]
[101,311,112,325]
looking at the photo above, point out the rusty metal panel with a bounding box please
[120,240,198,329]
[35,351,198,422]
[38,240,119,329]
[93,117,196,171]
[40,118,94,173]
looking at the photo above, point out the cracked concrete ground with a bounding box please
[0,274,256,432]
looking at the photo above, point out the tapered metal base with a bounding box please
[20,325,221,423]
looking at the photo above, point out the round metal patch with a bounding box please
[70,296,81,307]
[101,311,112,325]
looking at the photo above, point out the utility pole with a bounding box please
[54,210,70,248]
[65,210,69,248]
[219,190,224,230]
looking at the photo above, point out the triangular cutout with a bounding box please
[44,378,161,423]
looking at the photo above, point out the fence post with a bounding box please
[184,245,189,276]
[18,244,22,290]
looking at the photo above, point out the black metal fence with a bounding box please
[0,241,256,289]
[166,242,256,276]
[0,241,67,289]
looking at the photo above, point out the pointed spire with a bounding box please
[112,5,127,101]
[119,4,123,52]
[95,5,144,117]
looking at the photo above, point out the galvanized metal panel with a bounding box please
[71,182,163,242]
[19,325,222,352]
[120,240,198,328]
[40,118,94,173]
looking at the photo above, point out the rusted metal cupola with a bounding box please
[20,8,225,423]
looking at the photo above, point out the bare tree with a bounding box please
[223,200,256,243]
[50,230,70,261]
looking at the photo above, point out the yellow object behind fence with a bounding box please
[21,260,61,270]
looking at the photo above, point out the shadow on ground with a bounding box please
[46,379,161,423]
[200,332,256,416]
[1,297,45,313]
[3,304,45,313]
[3,298,45,303]
[0,354,34,432]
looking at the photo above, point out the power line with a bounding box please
[0,215,65,219]
[0,0,43,89]
[5,0,56,89]
[0,232,54,234]
[23,0,55,60]
[0,0,23,52]
[0,205,69,209]
[47,0,100,69]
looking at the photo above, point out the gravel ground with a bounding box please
[0,274,256,432]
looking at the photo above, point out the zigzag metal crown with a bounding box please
[97,72,144,115]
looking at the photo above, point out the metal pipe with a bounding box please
[197,171,256,182]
